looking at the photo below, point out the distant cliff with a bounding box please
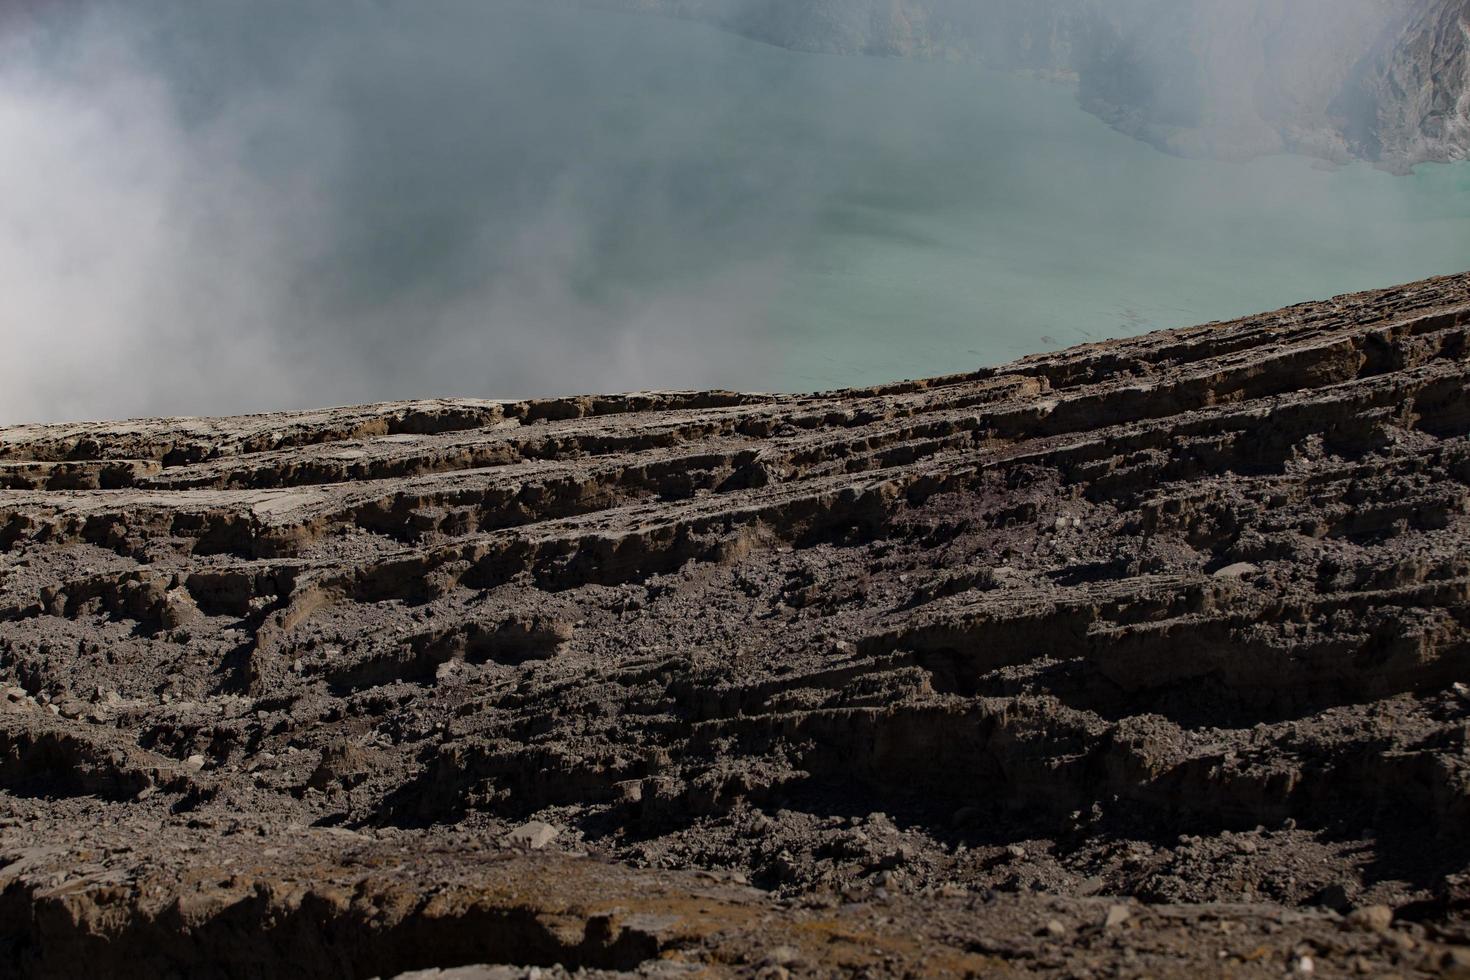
[593,0,1470,171]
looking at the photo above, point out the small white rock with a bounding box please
[505,820,559,851]
[183,754,207,772]
[1212,562,1260,579]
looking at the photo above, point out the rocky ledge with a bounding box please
[2,272,1470,977]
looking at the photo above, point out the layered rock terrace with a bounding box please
[2,273,1470,976]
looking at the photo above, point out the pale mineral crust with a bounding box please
[2,272,1470,977]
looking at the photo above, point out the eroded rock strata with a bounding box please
[3,273,1470,976]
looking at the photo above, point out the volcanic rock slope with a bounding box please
[2,273,1470,977]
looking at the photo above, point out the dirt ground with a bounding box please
[2,272,1470,977]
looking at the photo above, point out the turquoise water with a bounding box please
[6,0,1470,418]
[713,46,1470,390]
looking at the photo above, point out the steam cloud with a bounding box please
[0,1,805,423]
[1,0,1466,424]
